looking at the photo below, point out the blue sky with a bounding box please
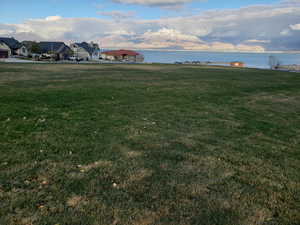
[1,0,280,23]
[0,0,299,51]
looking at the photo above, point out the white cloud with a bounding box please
[112,0,197,6]
[0,29,13,36]
[281,0,300,4]
[236,44,265,52]
[290,23,300,30]
[142,28,201,42]
[1,2,300,51]
[245,39,271,44]
[98,10,136,20]
[45,16,62,21]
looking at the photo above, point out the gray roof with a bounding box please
[39,42,71,53]
[75,42,95,55]
[0,37,23,50]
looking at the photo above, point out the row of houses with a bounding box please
[0,37,144,62]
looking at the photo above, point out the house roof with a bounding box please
[74,42,95,55]
[0,37,23,50]
[39,42,71,53]
[102,50,139,57]
[22,41,36,48]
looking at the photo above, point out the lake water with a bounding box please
[139,50,300,68]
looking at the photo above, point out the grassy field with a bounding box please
[0,63,299,225]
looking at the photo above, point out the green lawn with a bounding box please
[0,63,299,225]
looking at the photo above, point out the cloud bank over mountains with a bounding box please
[0,0,300,51]
[111,0,199,7]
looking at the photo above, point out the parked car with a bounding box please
[68,56,77,61]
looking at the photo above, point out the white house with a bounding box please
[70,42,100,60]
[0,41,11,58]
[16,46,28,56]
[0,37,28,57]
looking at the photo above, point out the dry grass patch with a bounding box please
[78,160,113,172]
[121,168,153,188]
[29,64,86,72]
[0,72,36,84]
[116,144,143,158]
[177,134,198,149]
[125,151,143,158]
[19,216,37,225]
[68,172,85,179]
[61,112,70,119]
[243,208,273,225]
[46,79,70,83]
[248,93,300,107]
[126,126,143,140]
[66,195,85,207]
[2,162,35,175]
[28,64,168,73]
[128,168,153,182]
[34,131,49,141]
[189,183,210,196]
[114,64,172,71]
[132,210,160,225]
[179,154,235,184]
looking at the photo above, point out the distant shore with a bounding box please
[106,49,300,54]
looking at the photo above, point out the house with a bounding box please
[0,37,28,57]
[39,42,73,60]
[101,50,144,62]
[22,41,41,55]
[70,42,100,61]
[0,41,11,58]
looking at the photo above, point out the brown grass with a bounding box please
[66,195,84,207]
[121,168,153,188]
[78,160,113,172]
